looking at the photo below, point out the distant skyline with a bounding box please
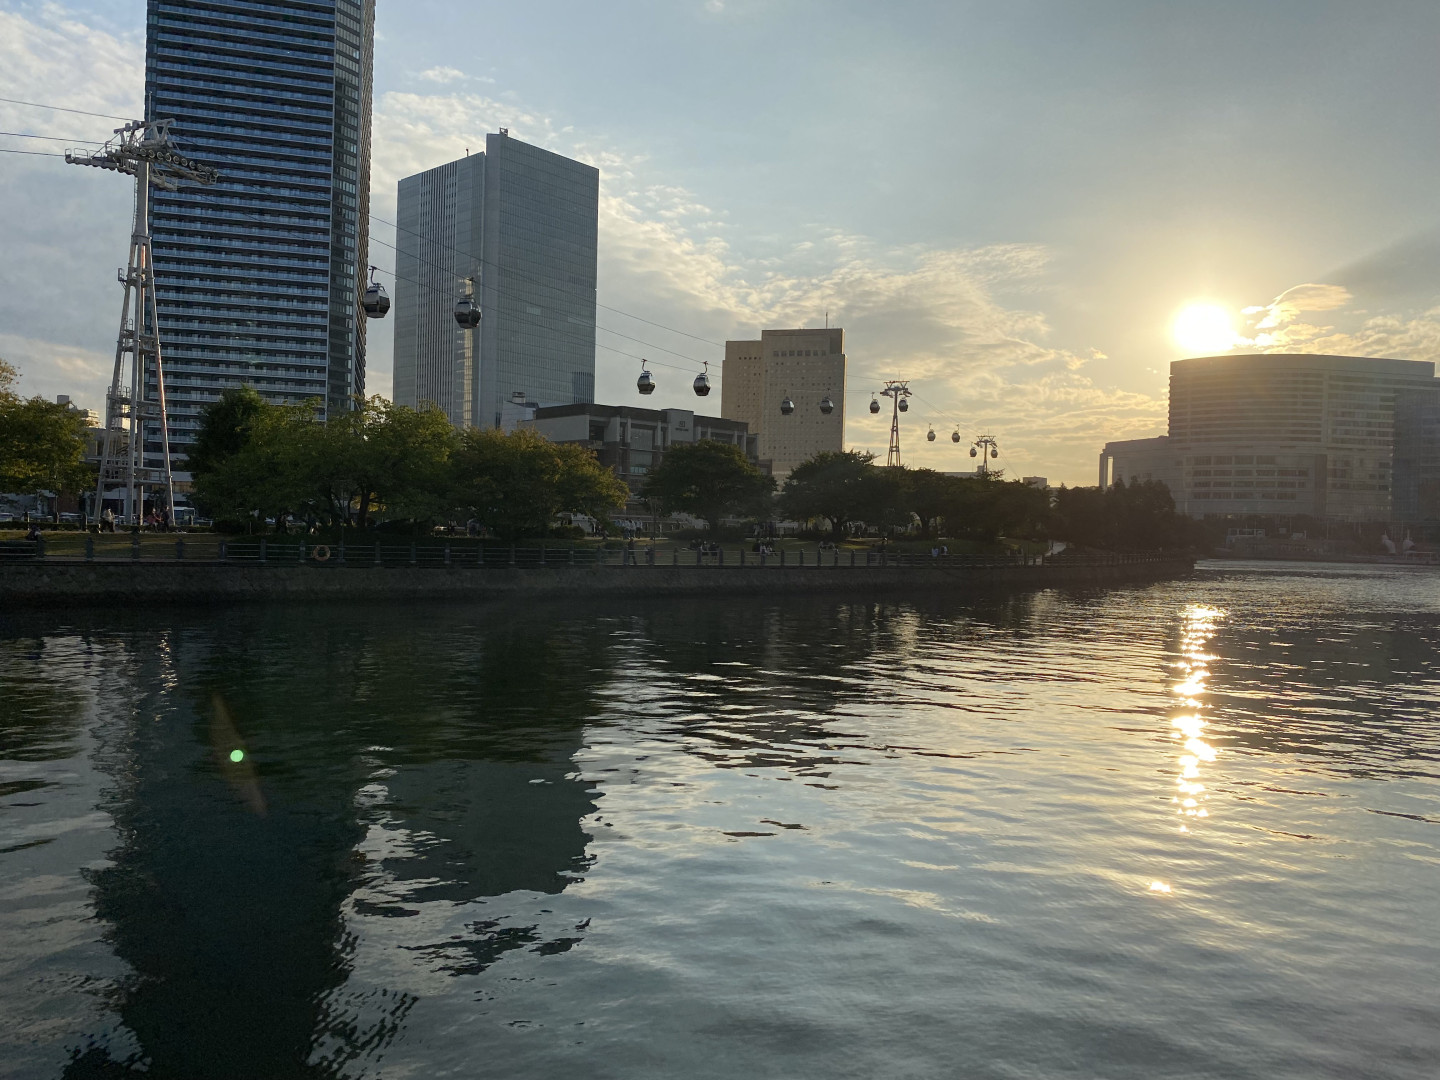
[3,0,1438,485]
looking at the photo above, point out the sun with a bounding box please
[1171,303,1239,355]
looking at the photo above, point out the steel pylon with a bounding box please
[67,120,218,525]
[879,380,912,467]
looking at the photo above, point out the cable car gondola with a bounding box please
[453,285,481,329]
[780,394,795,416]
[693,361,711,397]
[898,398,908,413]
[927,425,936,442]
[637,359,656,395]
[970,446,978,458]
[362,266,390,318]
[819,394,835,415]
[951,428,961,443]
[869,396,881,414]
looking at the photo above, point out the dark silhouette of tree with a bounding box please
[1052,478,1191,550]
[452,427,628,541]
[778,450,900,538]
[641,440,774,533]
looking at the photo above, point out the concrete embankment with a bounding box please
[0,557,1194,607]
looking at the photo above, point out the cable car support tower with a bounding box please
[66,119,218,525]
[878,380,912,467]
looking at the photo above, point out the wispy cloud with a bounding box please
[417,66,467,85]
[1231,281,1440,367]
[3,6,1164,483]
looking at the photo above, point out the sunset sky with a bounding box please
[3,0,1438,484]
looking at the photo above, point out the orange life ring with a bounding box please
[312,545,331,562]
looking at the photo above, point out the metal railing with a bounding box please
[0,535,1183,570]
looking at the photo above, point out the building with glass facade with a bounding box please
[392,132,598,429]
[145,0,375,462]
[1099,353,1440,524]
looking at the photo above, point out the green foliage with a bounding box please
[452,427,628,542]
[1051,478,1191,551]
[941,476,1051,543]
[190,394,459,528]
[641,440,775,532]
[0,359,92,496]
[185,386,267,482]
[778,450,897,538]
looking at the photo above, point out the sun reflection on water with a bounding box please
[1171,605,1224,827]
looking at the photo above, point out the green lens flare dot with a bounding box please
[229,749,245,763]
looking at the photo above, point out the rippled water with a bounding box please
[2,561,1438,1079]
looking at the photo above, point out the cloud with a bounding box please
[0,4,140,408]
[3,6,1162,485]
[1230,279,1440,369]
[1246,282,1353,330]
[417,66,467,84]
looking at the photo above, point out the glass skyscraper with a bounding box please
[145,0,375,457]
[393,132,598,429]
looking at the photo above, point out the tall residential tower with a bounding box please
[145,0,375,452]
[393,132,599,429]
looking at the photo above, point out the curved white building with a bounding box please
[1100,354,1440,523]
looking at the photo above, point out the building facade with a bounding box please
[1099,354,1440,524]
[393,154,483,428]
[145,0,375,456]
[523,403,757,496]
[721,328,845,477]
[1393,384,1440,525]
[393,132,598,430]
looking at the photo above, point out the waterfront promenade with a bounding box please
[0,537,1190,604]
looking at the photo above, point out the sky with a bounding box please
[2,0,1439,485]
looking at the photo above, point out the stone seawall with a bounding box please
[0,557,1194,606]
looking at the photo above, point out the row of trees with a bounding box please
[2,362,1195,551]
[642,446,1191,550]
[189,388,628,539]
[0,358,91,500]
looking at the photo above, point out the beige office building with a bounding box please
[721,327,845,477]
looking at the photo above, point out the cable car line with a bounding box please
[362,229,717,366]
[0,95,139,122]
[367,211,729,350]
[365,258,706,375]
[0,130,109,144]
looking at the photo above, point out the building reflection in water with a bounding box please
[1170,604,1224,830]
[58,609,607,1079]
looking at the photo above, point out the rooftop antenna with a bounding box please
[67,119,218,526]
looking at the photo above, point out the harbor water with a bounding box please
[2,561,1438,1078]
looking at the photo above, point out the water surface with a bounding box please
[2,561,1438,1078]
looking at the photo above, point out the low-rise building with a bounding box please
[523,403,760,497]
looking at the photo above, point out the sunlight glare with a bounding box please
[1172,303,1239,355]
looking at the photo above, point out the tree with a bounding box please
[295,397,456,527]
[0,359,92,504]
[1051,478,1190,551]
[778,450,896,538]
[941,477,1051,543]
[902,468,953,537]
[185,385,268,481]
[189,394,458,529]
[451,427,628,541]
[641,440,774,533]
